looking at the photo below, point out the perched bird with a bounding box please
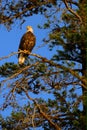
[18,26,36,65]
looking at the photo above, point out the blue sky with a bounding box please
[0,14,54,66]
[0,7,83,121]
[0,14,56,118]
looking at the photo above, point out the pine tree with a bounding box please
[42,0,87,129]
[0,0,87,129]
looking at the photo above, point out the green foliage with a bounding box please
[0,62,19,77]
[0,0,57,29]
[0,0,87,130]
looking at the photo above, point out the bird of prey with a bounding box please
[18,26,36,65]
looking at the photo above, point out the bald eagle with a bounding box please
[18,26,36,65]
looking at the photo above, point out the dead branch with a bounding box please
[0,51,19,61]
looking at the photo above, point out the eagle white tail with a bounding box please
[18,54,25,65]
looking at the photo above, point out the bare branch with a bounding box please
[63,0,82,24]
[32,106,37,129]
[0,51,87,89]
[0,51,19,61]
[30,53,87,89]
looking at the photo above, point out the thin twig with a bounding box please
[0,51,19,60]
[32,106,37,129]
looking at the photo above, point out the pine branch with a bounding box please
[0,51,87,89]
[22,87,61,130]
[0,1,52,24]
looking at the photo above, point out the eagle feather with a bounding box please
[18,26,36,65]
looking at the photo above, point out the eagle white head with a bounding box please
[26,26,33,33]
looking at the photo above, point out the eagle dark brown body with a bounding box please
[18,26,36,65]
